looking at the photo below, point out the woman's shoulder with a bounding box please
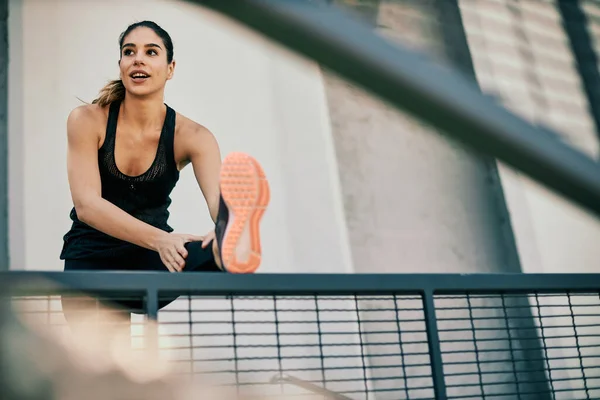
[67,103,109,127]
[174,111,215,141]
[173,111,219,161]
[66,103,110,144]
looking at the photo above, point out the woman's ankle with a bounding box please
[212,239,224,270]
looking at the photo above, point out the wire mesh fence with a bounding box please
[4,273,600,400]
[436,292,600,399]
[154,294,432,399]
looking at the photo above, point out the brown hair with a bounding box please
[92,21,174,107]
[92,79,126,107]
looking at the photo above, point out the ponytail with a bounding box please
[92,79,126,107]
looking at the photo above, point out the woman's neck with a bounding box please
[120,94,166,131]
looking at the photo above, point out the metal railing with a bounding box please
[3,271,600,399]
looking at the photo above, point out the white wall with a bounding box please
[8,0,353,274]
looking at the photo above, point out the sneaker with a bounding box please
[214,152,270,273]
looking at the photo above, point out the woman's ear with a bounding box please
[167,60,176,80]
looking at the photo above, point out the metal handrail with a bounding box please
[270,373,355,400]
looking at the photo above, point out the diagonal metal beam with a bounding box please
[196,0,600,218]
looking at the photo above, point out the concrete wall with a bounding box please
[7,0,353,274]
[324,1,522,276]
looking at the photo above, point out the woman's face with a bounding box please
[119,27,175,98]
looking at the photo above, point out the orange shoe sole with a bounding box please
[219,152,270,273]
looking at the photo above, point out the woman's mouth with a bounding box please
[130,72,150,83]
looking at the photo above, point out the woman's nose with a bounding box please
[133,51,145,64]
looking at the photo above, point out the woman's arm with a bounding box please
[66,105,167,249]
[66,106,201,271]
[184,123,222,223]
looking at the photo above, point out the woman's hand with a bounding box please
[154,232,204,272]
[200,230,216,249]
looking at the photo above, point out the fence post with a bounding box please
[422,290,447,400]
[145,288,159,353]
[0,0,8,271]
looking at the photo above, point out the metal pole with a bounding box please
[422,291,447,400]
[0,0,8,271]
[145,288,160,355]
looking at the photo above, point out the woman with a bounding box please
[60,20,270,315]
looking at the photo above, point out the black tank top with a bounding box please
[60,100,180,260]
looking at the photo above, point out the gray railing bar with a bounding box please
[3,271,600,295]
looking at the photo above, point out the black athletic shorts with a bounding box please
[63,240,222,314]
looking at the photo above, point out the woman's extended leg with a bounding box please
[61,259,135,336]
